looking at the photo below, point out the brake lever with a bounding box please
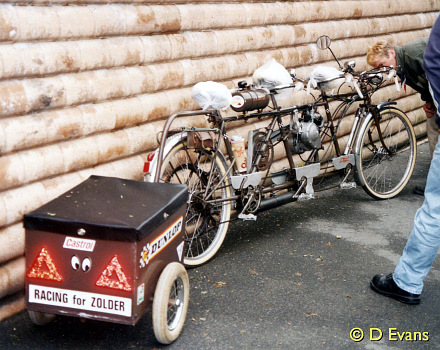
[346,73,363,99]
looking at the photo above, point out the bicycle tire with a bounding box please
[355,107,417,199]
[158,139,232,267]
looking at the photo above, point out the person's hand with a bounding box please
[423,101,437,118]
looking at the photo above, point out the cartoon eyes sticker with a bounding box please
[82,257,92,272]
[71,255,92,272]
[71,255,80,270]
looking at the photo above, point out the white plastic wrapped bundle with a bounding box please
[252,59,293,101]
[307,66,345,93]
[191,81,232,110]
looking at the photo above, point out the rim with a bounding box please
[161,144,230,262]
[167,276,185,331]
[183,158,229,261]
[361,113,414,196]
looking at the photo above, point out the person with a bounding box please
[370,15,440,305]
[366,37,439,196]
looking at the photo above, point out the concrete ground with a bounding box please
[1,141,438,350]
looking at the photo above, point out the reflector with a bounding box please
[143,162,150,173]
[27,248,62,282]
[96,255,132,292]
[143,153,155,173]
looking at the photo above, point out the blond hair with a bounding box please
[366,40,394,66]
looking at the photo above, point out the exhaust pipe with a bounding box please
[256,192,297,213]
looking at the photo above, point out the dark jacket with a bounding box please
[424,15,440,128]
[395,37,432,103]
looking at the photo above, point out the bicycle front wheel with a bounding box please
[159,139,232,267]
[355,107,417,199]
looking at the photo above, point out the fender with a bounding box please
[353,111,374,187]
[377,100,397,111]
[144,132,188,183]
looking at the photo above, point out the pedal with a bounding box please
[297,193,315,201]
[238,213,257,221]
[340,182,356,189]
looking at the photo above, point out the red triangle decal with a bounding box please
[27,248,62,282]
[96,255,132,292]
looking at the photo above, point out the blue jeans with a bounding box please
[393,137,440,294]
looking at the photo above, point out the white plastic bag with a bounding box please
[252,59,293,101]
[307,66,344,93]
[191,81,232,111]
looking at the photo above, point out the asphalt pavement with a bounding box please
[1,141,438,350]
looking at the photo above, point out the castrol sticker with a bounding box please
[63,237,96,252]
[28,284,132,317]
[231,95,245,108]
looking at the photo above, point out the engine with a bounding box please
[289,108,324,154]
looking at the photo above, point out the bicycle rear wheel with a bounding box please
[355,107,417,199]
[159,139,232,267]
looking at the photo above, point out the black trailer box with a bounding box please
[24,175,187,325]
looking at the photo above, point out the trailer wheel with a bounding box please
[28,310,56,325]
[152,262,189,344]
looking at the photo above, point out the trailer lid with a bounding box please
[24,176,188,242]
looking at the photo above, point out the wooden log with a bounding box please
[0,4,18,42]
[0,224,24,264]
[150,5,181,33]
[0,111,209,216]
[0,182,48,227]
[0,157,131,227]
[0,0,434,7]
[0,293,25,322]
[1,13,434,81]
[0,125,153,191]
[0,257,24,299]
[0,88,197,154]
[0,28,431,118]
[1,2,438,43]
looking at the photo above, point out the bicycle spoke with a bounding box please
[356,108,416,199]
[159,140,231,266]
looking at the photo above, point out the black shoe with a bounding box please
[370,273,420,304]
[413,186,425,196]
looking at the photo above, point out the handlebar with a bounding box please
[245,64,399,101]
[348,66,398,81]
[300,63,400,98]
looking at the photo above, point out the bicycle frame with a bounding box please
[144,78,417,267]
[316,88,393,158]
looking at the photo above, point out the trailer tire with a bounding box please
[152,262,189,344]
[28,310,56,326]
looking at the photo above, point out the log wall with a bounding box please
[1,0,439,321]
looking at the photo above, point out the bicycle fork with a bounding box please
[344,108,365,155]
[331,107,367,189]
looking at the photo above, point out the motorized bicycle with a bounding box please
[144,36,417,267]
